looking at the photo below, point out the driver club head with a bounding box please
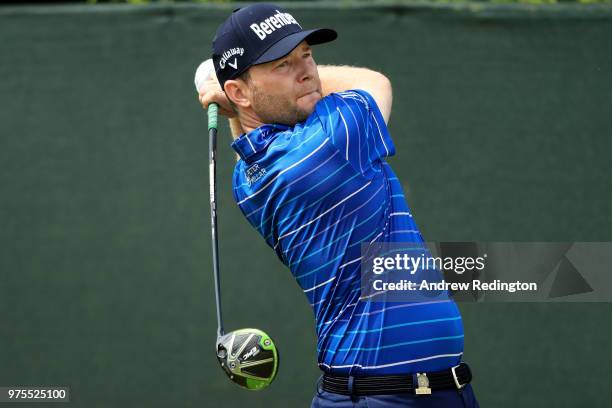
[216,328,279,391]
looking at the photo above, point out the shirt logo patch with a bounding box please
[246,164,266,186]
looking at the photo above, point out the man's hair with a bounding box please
[225,70,251,114]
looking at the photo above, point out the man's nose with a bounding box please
[296,58,312,83]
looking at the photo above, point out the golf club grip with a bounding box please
[208,103,224,338]
[207,103,218,131]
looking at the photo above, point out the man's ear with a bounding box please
[224,79,251,109]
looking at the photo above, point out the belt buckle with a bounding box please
[415,373,432,395]
[451,364,466,390]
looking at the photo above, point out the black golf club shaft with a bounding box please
[208,103,224,338]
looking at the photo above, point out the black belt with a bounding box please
[321,362,472,396]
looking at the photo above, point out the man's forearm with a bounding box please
[318,65,393,123]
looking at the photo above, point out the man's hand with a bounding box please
[194,59,245,145]
[198,78,236,118]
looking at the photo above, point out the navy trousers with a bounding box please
[311,378,480,408]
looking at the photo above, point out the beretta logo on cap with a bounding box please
[249,9,301,40]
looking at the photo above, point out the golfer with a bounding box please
[199,4,480,407]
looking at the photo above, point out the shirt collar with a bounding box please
[231,124,291,162]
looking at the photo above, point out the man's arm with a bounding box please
[318,65,393,124]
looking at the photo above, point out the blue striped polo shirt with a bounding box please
[231,89,464,376]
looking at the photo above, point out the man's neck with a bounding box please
[236,109,263,135]
[227,113,261,139]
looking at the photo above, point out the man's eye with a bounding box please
[277,61,289,68]
[303,52,312,58]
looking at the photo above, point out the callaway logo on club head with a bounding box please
[250,9,301,40]
[241,346,260,361]
[219,47,244,70]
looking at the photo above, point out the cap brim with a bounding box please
[252,28,337,66]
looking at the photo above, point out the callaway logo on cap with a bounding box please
[212,3,337,90]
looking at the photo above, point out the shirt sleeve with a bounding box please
[314,89,395,178]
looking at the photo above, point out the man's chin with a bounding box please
[255,94,320,125]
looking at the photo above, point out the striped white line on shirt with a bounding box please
[338,91,367,107]
[302,257,363,306]
[322,301,359,326]
[289,203,384,269]
[261,165,357,242]
[265,124,322,157]
[336,107,350,160]
[283,183,384,254]
[268,164,355,231]
[310,297,327,307]
[245,150,339,218]
[308,263,361,307]
[339,256,362,270]
[295,226,379,281]
[348,91,389,158]
[273,180,372,249]
[359,290,386,301]
[336,300,451,320]
[303,276,336,294]
[328,316,462,337]
[372,109,390,156]
[369,231,384,243]
[390,212,412,217]
[245,135,257,153]
[340,98,364,174]
[340,269,360,284]
[347,92,378,165]
[390,230,420,235]
[310,279,359,307]
[318,352,463,370]
[237,137,330,205]
[327,335,465,354]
